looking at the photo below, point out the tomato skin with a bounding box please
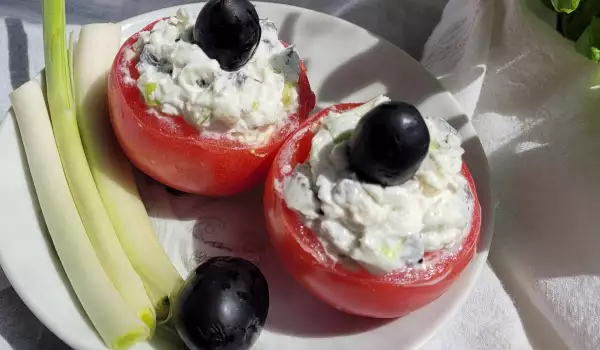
[264,103,481,319]
[108,20,316,196]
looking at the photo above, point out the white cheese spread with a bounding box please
[283,96,474,274]
[133,9,300,143]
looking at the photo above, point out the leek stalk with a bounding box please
[42,0,155,331]
[73,23,184,320]
[9,81,148,350]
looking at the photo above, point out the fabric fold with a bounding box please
[422,0,600,349]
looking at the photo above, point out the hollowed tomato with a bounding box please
[108,20,315,196]
[264,103,481,318]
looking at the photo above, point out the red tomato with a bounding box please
[108,20,316,196]
[264,103,481,318]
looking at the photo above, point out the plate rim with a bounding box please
[0,3,494,350]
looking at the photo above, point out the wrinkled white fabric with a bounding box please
[423,0,600,349]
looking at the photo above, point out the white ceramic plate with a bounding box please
[0,3,493,350]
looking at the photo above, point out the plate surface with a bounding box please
[0,3,493,350]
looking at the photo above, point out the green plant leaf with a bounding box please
[551,0,582,13]
[542,0,556,11]
[558,0,600,40]
[575,17,600,62]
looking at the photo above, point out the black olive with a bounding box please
[140,48,159,66]
[232,71,248,87]
[197,79,210,88]
[193,0,262,71]
[347,101,430,187]
[174,256,269,350]
[140,47,173,74]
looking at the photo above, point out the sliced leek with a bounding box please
[73,23,183,320]
[9,81,148,350]
[42,0,155,330]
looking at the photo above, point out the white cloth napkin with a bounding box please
[423,0,600,349]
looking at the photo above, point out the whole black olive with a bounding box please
[173,256,269,350]
[193,0,261,71]
[347,101,430,187]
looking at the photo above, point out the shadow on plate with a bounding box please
[0,288,71,350]
[259,250,391,337]
[156,178,391,338]
[317,40,446,107]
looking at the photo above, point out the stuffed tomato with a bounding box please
[264,96,481,318]
[108,6,315,196]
